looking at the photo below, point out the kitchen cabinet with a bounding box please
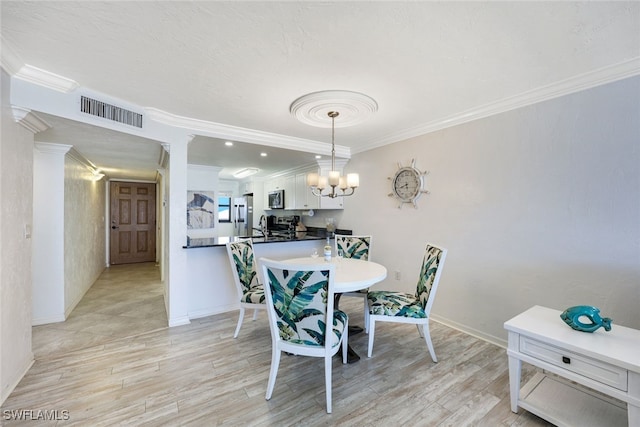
[283,175,296,210]
[294,171,343,209]
[264,170,345,210]
[263,177,284,209]
[240,181,253,195]
[263,179,273,209]
[294,173,319,210]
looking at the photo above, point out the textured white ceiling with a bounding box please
[2,1,639,180]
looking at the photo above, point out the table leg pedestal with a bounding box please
[335,293,363,363]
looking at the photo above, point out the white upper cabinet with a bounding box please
[240,181,253,195]
[263,169,344,210]
[295,173,319,210]
[283,175,296,210]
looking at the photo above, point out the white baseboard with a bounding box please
[188,304,238,320]
[168,315,191,327]
[32,314,65,326]
[430,313,507,349]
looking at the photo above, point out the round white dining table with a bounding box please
[280,257,387,363]
[282,257,387,293]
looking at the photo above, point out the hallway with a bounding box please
[32,262,168,358]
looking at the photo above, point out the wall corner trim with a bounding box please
[11,107,51,133]
[34,142,72,155]
[168,315,191,328]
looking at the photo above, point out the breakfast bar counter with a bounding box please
[183,231,328,248]
[182,231,360,323]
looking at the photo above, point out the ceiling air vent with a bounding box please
[80,96,143,128]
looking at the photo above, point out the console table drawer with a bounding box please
[520,336,628,391]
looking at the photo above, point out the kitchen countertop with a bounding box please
[183,229,348,249]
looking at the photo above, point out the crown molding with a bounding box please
[33,142,72,155]
[145,107,351,158]
[355,57,640,154]
[67,147,99,171]
[14,64,79,93]
[11,107,51,133]
[109,178,156,183]
[265,162,319,179]
[316,159,349,170]
[158,146,169,169]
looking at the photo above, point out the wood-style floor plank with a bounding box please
[1,263,553,426]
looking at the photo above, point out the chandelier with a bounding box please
[306,111,359,198]
[289,90,377,199]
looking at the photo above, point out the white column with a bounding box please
[32,142,71,324]
[166,137,191,326]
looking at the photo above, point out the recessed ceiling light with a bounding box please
[260,152,267,157]
[315,155,322,159]
[225,141,233,146]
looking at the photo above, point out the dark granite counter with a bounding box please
[183,227,351,249]
[183,233,324,248]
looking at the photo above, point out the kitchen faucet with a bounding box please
[257,215,268,237]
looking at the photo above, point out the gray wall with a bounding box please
[340,76,640,344]
[0,69,34,403]
[63,155,106,315]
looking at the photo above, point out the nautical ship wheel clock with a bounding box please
[388,159,429,208]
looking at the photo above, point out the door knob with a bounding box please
[111,225,119,229]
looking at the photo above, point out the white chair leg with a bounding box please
[364,298,370,334]
[233,307,245,338]
[252,309,259,320]
[342,319,349,364]
[367,319,376,357]
[422,323,437,363]
[265,347,281,400]
[324,353,332,413]
[416,323,424,338]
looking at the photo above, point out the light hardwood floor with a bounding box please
[2,263,551,426]
[30,262,168,359]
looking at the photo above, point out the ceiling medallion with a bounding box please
[290,90,377,199]
[289,90,378,128]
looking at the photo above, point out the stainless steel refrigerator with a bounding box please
[233,193,253,237]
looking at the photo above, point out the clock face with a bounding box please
[393,168,421,200]
[388,160,429,208]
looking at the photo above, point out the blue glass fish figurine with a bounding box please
[560,306,612,333]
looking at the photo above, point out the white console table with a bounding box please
[504,305,640,427]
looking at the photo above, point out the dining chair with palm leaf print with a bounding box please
[259,258,348,414]
[334,234,372,331]
[366,243,447,362]
[226,239,266,338]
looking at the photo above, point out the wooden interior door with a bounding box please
[110,182,157,265]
